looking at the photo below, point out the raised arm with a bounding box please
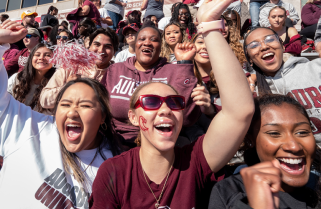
[198,0,254,172]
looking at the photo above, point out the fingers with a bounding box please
[1,20,24,31]
[176,42,196,51]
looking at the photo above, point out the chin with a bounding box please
[153,141,176,152]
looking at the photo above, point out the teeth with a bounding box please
[143,49,151,52]
[156,124,172,128]
[67,124,80,128]
[262,52,274,58]
[200,53,208,56]
[278,158,302,164]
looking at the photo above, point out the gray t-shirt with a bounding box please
[143,0,164,20]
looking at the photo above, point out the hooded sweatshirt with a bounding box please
[0,44,114,209]
[40,66,107,109]
[259,0,300,27]
[301,1,321,29]
[101,56,200,146]
[258,56,321,147]
[4,48,30,77]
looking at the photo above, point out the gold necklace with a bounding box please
[141,158,174,209]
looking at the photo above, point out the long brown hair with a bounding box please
[129,82,179,146]
[223,15,247,66]
[160,22,188,62]
[12,43,55,113]
[191,34,219,95]
[223,9,241,35]
[53,78,121,185]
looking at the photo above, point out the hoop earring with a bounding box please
[101,122,108,130]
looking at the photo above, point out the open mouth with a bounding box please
[261,52,275,62]
[154,123,174,136]
[199,52,209,58]
[277,157,305,175]
[142,48,153,56]
[65,123,82,141]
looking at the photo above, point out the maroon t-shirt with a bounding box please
[83,0,101,26]
[89,135,224,209]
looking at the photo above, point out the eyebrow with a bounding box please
[79,100,95,104]
[262,121,310,127]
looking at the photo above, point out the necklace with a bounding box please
[82,148,98,174]
[141,158,174,209]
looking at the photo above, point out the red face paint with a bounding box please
[139,116,148,131]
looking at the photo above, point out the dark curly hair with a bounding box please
[242,94,311,166]
[170,3,195,39]
[12,43,56,113]
[89,27,119,53]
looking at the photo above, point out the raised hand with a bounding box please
[191,84,215,117]
[0,20,27,45]
[174,42,196,61]
[197,0,237,23]
[240,160,282,209]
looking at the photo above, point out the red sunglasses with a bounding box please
[134,95,185,111]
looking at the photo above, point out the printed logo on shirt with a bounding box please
[287,86,321,137]
[184,79,190,84]
[35,168,89,209]
[18,55,28,67]
[110,75,168,101]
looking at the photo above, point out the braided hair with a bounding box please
[170,3,196,39]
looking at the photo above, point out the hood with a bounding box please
[260,1,283,10]
[278,56,309,76]
[123,56,168,73]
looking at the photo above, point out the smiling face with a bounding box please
[23,34,39,49]
[269,8,286,28]
[194,35,210,64]
[129,83,183,151]
[56,82,105,153]
[245,28,283,77]
[32,47,53,72]
[125,28,137,45]
[135,27,161,68]
[89,33,114,69]
[252,103,315,191]
[165,24,183,48]
[178,8,189,25]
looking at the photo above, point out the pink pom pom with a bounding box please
[49,40,101,75]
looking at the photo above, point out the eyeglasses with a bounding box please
[25,34,37,38]
[178,13,190,17]
[134,95,185,111]
[129,23,138,27]
[245,34,280,51]
[56,35,68,40]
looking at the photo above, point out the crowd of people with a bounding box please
[1,0,321,208]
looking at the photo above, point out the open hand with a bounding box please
[174,42,196,61]
[0,20,27,45]
[240,160,282,209]
[191,84,215,116]
[197,0,237,23]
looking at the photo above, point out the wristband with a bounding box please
[177,60,193,64]
[197,19,225,34]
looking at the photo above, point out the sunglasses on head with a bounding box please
[134,95,185,111]
[25,34,37,38]
[56,35,68,40]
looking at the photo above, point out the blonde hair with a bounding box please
[160,22,188,62]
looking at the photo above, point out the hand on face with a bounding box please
[0,20,27,44]
[174,42,196,61]
[240,160,282,209]
[197,0,236,23]
[191,84,215,116]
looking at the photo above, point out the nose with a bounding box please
[281,134,303,154]
[66,106,80,119]
[158,101,172,117]
[260,40,270,51]
[143,38,152,46]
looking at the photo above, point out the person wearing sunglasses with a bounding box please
[115,23,138,63]
[243,27,321,177]
[170,3,196,40]
[5,27,43,77]
[57,29,73,45]
[90,1,254,208]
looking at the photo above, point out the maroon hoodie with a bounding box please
[5,48,30,77]
[101,57,201,146]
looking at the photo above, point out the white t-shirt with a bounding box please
[158,16,171,31]
[99,8,110,29]
[114,48,136,63]
[0,44,114,209]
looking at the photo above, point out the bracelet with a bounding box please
[177,60,193,64]
[197,19,225,34]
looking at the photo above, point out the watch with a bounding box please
[177,60,193,64]
[197,19,225,34]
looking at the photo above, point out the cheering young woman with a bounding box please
[89,0,254,208]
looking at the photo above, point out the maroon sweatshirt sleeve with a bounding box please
[284,34,302,56]
[301,4,321,26]
[5,50,22,77]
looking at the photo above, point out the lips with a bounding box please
[154,121,174,137]
[277,157,306,175]
[141,48,153,56]
[261,52,275,63]
[199,52,209,58]
[65,123,82,141]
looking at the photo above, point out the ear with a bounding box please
[128,109,139,127]
[101,114,106,125]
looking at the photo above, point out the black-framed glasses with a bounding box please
[245,34,280,51]
[56,35,68,40]
[178,13,190,17]
[25,34,37,38]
